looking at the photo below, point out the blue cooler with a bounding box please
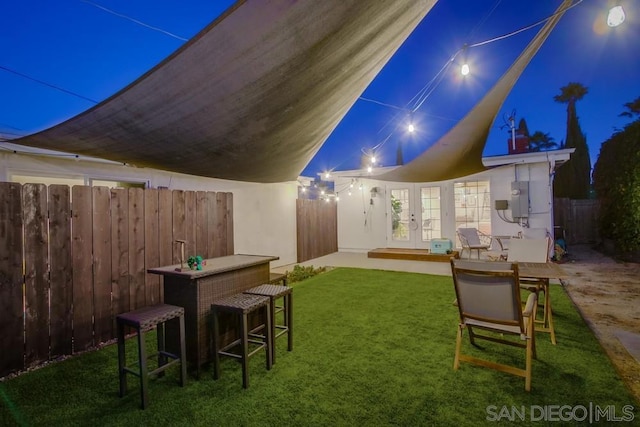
[430,238,453,254]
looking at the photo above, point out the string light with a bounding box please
[322,0,599,179]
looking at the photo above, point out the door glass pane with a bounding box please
[390,189,410,241]
[454,180,491,246]
[420,186,441,241]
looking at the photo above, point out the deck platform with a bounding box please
[367,248,459,262]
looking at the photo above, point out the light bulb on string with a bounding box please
[459,44,470,76]
[407,123,415,133]
[607,5,625,27]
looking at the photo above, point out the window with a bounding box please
[454,180,491,241]
[390,188,410,241]
[420,186,441,241]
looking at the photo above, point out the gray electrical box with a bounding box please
[495,199,509,210]
[511,181,529,218]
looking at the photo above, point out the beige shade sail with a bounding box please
[374,0,573,183]
[11,0,436,183]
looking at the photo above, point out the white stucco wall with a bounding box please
[333,158,559,252]
[0,151,298,267]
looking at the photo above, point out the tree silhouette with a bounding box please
[552,82,592,199]
[528,131,557,152]
[593,96,640,255]
[619,96,640,118]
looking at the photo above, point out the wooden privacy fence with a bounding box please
[554,198,600,244]
[296,198,337,263]
[0,182,233,378]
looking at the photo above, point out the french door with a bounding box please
[387,184,442,249]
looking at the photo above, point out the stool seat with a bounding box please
[117,303,186,409]
[117,304,185,329]
[244,284,293,363]
[212,293,272,388]
[245,284,291,299]
[268,272,288,286]
[213,293,270,313]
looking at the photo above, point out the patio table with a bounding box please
[148,254,278,376]
[517,261,568,345]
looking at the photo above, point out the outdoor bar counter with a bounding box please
[148,254,279,375]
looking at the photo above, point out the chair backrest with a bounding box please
[520,227,549,239]
[450,259,524,330]
[457,228,481,246]
[507,237,550,263]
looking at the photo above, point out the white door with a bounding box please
[387,185,442,249]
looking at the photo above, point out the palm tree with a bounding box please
[553,82,588,107]
[528,131,557,152]
[619,96,640,118]
[553,82,591,199]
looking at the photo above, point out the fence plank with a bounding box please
[111,188,129,319]
[196,191,208,259]
[207,192,218,257]
[72,186,94,351]
[226,193,234,255]
[129,188,146,309]
[93,187,112,343]
[158,189,173,275]
[0,183,24,376]
[144,189,161,305]
[216,193,227,257]
[49,185,72,358]
[23,184,50,366]
[172,190,186,265]
[185,191,197,260]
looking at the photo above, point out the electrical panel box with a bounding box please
[430,238,453,254]
[495,199,509,210]
[511,181,529,218]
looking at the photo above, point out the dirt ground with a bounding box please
[559,244,640,403]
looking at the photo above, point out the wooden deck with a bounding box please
[367,248,459,262]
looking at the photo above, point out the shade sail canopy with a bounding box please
[374,0,572,183]
[12,0,436,183]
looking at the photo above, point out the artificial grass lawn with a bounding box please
[1,267,638,426]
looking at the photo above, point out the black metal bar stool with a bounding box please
[243,284,292,364]
[211,293,272,388]
[116,304,186,409]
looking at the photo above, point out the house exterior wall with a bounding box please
[334,160,556,252]
[0,152,298,268]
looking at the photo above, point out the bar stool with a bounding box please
[243,284,292,364]
[269,272,288,286]
[211,293,272,388]
[116,304,186,409]
[268,272,288,317]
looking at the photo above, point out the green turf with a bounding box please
[1,267,638,426]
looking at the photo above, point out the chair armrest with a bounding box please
[522,293,538,318]
[477,230,493,247]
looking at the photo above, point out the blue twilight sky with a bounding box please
[1,0,639,179]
